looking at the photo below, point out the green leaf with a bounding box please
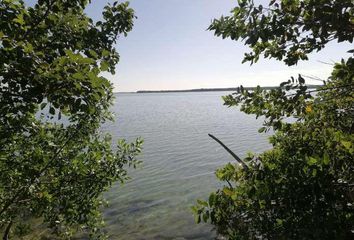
[194,214,201,224]
[197,199,208,207]
[258,127,266,133]
[49,106,55,115]
[307,157,318,166]
[89,49,99,58]
[276,218,283,226]
[100,61,109,71]
[13,14,25,25]
[202,212,209,222]
[341,141,351,150]
[73,72,85,80]
[209,193,216,206]
[323,152,330,165]
[40,103,47,110]
[102,49,110,57]
[223,188,233,196]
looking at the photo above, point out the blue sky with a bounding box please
[26,0,351,92]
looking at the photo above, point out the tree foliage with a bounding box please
[0,0,142,239]
[209,0,353,65]
[194,0,354,239]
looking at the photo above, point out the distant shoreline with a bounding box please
[134,85,321,93]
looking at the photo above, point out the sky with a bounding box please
[26,0,352,92]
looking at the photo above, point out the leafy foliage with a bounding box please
[0,0,142,239]
[194,0,354,239]
[208,0,353,65]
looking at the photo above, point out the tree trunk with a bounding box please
[2,221,12,240]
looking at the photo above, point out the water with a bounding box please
[101,91,271,240]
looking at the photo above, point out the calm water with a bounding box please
[101,92,271,240]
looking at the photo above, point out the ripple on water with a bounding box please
[102,92,271,239]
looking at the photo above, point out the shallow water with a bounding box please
[101,91,271,240]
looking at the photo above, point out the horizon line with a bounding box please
[113,84,322,94]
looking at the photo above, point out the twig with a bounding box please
[284,84,353,97]
[302,74,326,82]
[208,134,249,171]
[22,0,56,39]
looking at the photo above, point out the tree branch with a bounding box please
[22,0,56,39]
[208,134,249,171]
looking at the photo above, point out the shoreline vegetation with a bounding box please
[135,85,321,93]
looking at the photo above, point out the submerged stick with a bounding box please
[208,134,249,171]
